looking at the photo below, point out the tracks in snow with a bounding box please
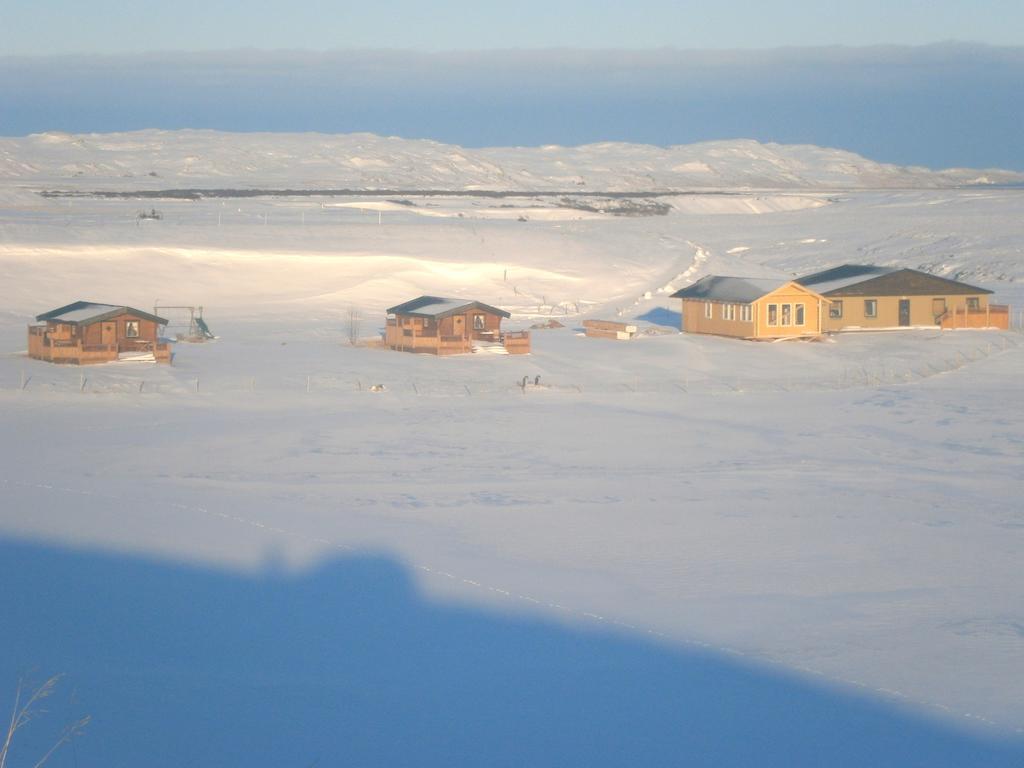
[619,240,711,318]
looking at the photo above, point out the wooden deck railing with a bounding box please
[438,336,472,354]
[27,325,172,364]
[940,304,1009,330]
[500,330,531,354]
[119,339,155,352]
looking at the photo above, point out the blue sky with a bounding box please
[3,1,1022,53]
[1,4,1022,170]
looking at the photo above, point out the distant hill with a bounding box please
[1,130,1021,192]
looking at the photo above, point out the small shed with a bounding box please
[795,265,1008,331]
[385,296,529,355]
[672,277,827,340]
[28,301,171,364]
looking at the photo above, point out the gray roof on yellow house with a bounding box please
[796,265,991,296]
[386,296,511,319]
[795,265,897,294]
[36,301,167,325]
[670,276,792,303]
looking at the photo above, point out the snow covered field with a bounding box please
[1,132,1022,766]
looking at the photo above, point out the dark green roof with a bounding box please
[387,296,510,319]
[36,301,168,325]
[796,266,991,296]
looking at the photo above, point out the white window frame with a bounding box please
[767,303,778,326]
[125,320,140,338]
[966,297,980,310]
[829,300,843,319]
[795,303,805,326]
[739,304,752,322]
[473,313,486,331]
[781,303,792,326]
[864,299,878,318]
[705,302,713,319]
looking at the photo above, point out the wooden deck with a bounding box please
[939,304,1009,330]
[386,319,529,355]
[28,326,171,364]
[500,331,531,354]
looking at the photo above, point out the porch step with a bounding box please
[472,341,509,355]
[118,351,156,362]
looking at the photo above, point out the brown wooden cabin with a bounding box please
[796,265,1009,331]
[28,301,172,365]
[672,277,828,340]
[385,296,530,355]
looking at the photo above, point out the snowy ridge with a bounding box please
[1,130,1021,191]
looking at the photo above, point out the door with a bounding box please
[898,299,911,327]
[931,298,946,323]
[101,322,117,347]
[452,315,466,338]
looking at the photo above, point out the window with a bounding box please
[705,302,713,319]
[966,297,980,310]
[781,304,792,326]
[422,317,432,329]
[829,300,843,319]
[795,304,805,326]
[864,299,878,318]
[767,304,778,326]
[721,304,736,321]
[739,304,752,322]
[473,314,486,330]
[125,320,140,338]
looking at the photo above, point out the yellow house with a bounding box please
[672,276,828,340]
[795,265,1008,331]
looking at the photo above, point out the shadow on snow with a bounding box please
[1,537,1021,767]
[635,306,681,329]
